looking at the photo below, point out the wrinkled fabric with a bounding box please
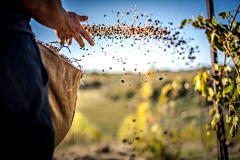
[0,31,55,160]
[38,42,84,147]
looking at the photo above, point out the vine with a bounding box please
[180,4,240,138]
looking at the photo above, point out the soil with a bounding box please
[53,141,240,160]
[53,142,147,160]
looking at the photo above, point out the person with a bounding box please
[0,0,94,159]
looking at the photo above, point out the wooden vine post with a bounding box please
[206,0,229,159]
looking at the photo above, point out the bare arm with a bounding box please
[22,0,66,30]
[22,0,94,47]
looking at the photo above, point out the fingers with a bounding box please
[67,38,72,45]
[77,15,95,46]
[55,12,94,47]
[77,15,88,22]
[67,34,73,45]
[60,39,65,46]
[55,29,66,46]
[74,33,85,48]
[79,26,95,46]
[59,38,72,46]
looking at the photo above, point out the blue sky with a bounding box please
[30,0,240,74]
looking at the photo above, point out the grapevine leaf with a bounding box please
[229,104,236,116]
[205,123,211,131]
[225,114,232,124]
[186,19,193,23]
[212,16,217,27]
[180,19,192,28]
[223,78,240,102]
[211,30,215,42]
[209,107,216,116]
[222,24,229,29]
[214,63,219,71]
[206,131,210,136]
[217,91,221,99]
[233,115,239,125]
[230,115,239,138]
[217,12,227,20]
[215,91,221,104]
[223,79,235,96]
[215,112,220,119]
[229,124,237,138]
[193,73,201,90]
[193,72,208,98]
[201,72,208,97]
[201,13,206,23]
[236,77,240,94]
[207,87,215,101]
[213,35,225,51]
[224,65,232,73]
[232,21,237,28]
[232,34,239,43]
[233,23,240,34]
[232,87,240,102]
[236,76,240,83]
[206,19,213,28]
[211,117,217,127]
[226,11,230,17]
[180,19,187,29]
[205,29,212,42]
[211,112,220,127]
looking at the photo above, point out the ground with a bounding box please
[53,141,240,160]
[54,142,145,160]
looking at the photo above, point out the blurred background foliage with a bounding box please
[55,70,240,159]
[56,111,102,150]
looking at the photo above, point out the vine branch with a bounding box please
[211,47,226,56]
[229,3,240,30]
[223,43,240,78]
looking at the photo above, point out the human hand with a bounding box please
[54,11,94,48]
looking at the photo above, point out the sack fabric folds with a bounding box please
[38,42,84,147]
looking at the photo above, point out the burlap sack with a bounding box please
[37,42,84,147]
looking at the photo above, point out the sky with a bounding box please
[30,0,240,74]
